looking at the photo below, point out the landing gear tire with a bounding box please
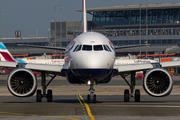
[135,89,140,102]
[93,94,96,103]
[36,89,42,102]
[47,89,53,102]
[124,89,129,102]
[87,94,90,103]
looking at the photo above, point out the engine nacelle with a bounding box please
[143,67,173,97]
[7,68,37,97]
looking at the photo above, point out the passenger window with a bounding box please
[94,45,103,51]
[106,45,111,52]
[82,45,92,51]
[73,45,79,52]
[103,45,109,51]
[76,45,82,52]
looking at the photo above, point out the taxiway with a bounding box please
[0,75,180,120]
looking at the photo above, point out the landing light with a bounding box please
[87,80,91,85]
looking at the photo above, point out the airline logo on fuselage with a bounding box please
[134,60,151,63]
[68,41,75,52]
[109,41,115,51]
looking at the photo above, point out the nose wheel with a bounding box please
[87,79,96,103]
[87,94,96,103]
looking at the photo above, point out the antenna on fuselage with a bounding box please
[82,0,87,33]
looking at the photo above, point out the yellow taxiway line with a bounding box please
[78,94,95,120]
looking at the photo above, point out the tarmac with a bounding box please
[0,75,180,120]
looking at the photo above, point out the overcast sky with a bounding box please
[1,0,180,38]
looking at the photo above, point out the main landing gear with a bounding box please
[87,79,96,103]
[121,72,140,102]
[36,72,57,102]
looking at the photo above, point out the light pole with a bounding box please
[139,0,141,55]
[59,0,63,59]
[54,0,57,54]
[36,30,38,37]
[146,0,148,58]
[60,1,63,48]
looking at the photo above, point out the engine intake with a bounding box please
[143,67,173,97]
[7,68,37,97]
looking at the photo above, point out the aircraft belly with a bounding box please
[71,69,112,82]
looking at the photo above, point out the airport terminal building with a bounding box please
[52,3,180,56]
[85,3,180,55]
[3,3,180,57]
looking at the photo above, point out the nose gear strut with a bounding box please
[87,78,96,103]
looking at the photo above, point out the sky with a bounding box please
[0,0,180,38]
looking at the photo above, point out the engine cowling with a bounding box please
[143,67,173,97]
[7,68,37,97]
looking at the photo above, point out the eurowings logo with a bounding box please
[0,52,15,62]
[0,42,16,62]
[0,42,26,63]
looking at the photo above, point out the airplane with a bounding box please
[0,0,178,103]
[0,40,156,78]
[0,42,156,78]
[163,43,180,54]
[0,41,156,78]
[0,42,64,75]
[0,42,64,65]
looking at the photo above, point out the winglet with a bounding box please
[82,0,87,33]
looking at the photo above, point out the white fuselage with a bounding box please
[64,32,115,83]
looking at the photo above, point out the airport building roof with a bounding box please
[77,3,180,12]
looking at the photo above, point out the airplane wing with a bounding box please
[114,60,180,73]
[18,44,66,51]
[114,63,153,73]
[0,61,65,75]
[114,44,150,50]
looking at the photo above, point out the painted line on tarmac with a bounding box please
[0,111,79,120]
[78,94,95,120]
[76,94,88,119]
[91,104,180,108]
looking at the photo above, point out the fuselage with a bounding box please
[64,32,115,84]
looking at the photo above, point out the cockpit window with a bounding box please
[76,45,82,52]
[73,45,79,52]
[103,45,109,51]
[94,45,103,51]
[73,45,82,52]
[105,45,112,52]
[82,45,92,51]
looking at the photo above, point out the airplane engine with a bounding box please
[7,68,37,97]
[143,67,173,97]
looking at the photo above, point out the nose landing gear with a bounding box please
[87,79,96,103]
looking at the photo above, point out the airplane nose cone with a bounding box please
[70,52,114,81]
